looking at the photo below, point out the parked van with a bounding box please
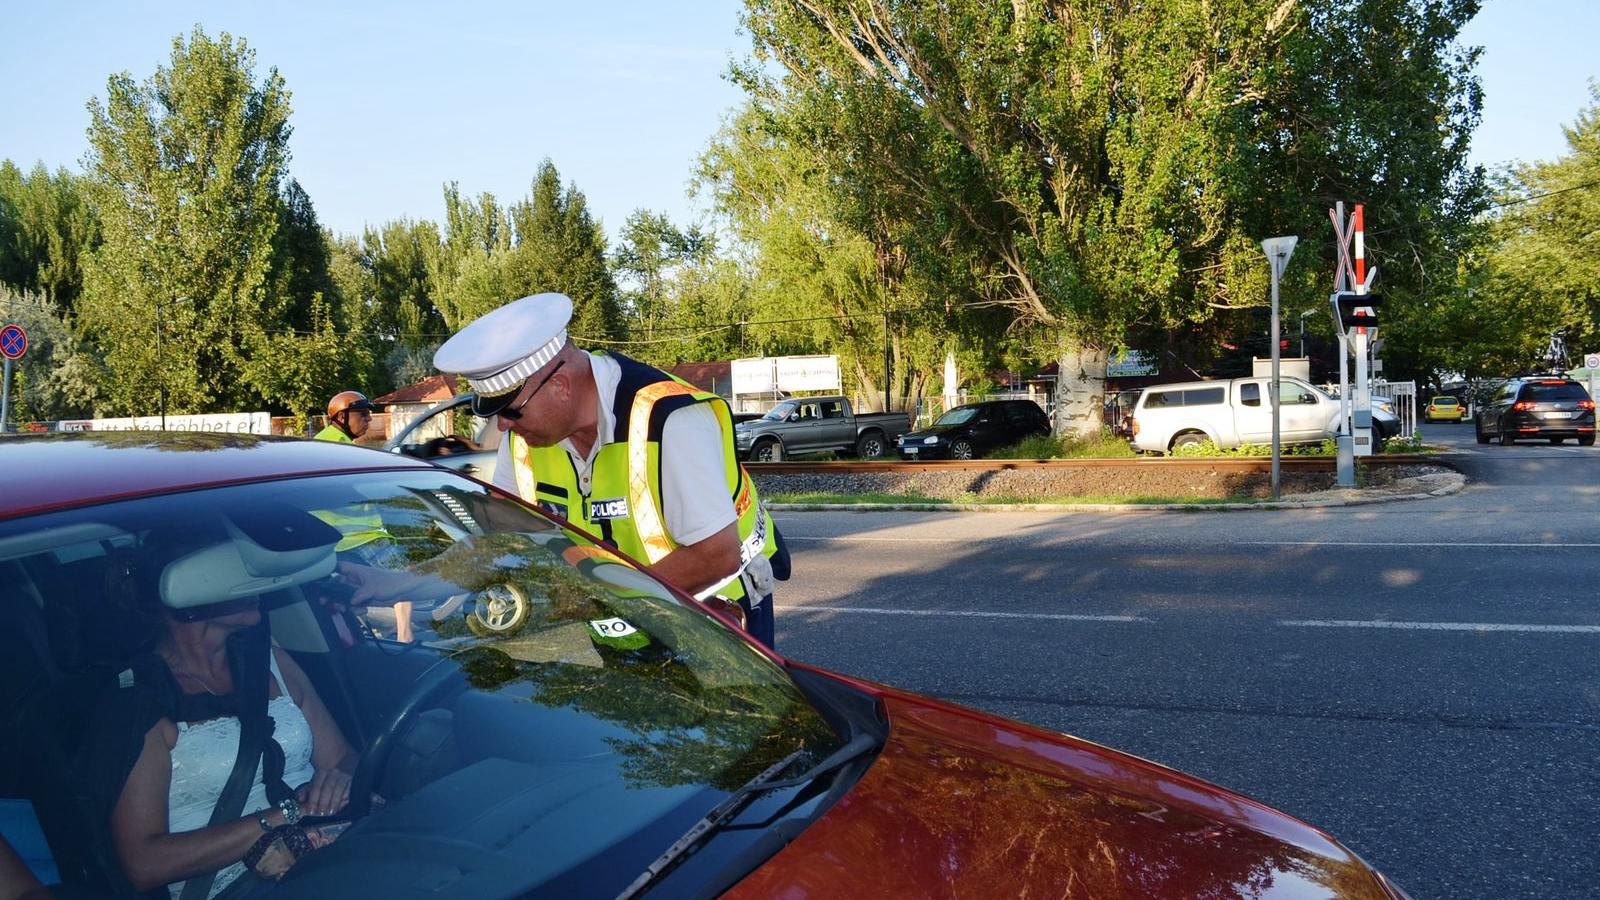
[1128,376,1388,454]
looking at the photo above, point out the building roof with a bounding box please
[662,361,733,396]
[375,374,457,405]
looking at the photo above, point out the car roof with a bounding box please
[0,432,436,520]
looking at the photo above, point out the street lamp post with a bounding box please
[1260,236,1299,500]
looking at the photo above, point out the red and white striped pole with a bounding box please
[1353,204,1366,292]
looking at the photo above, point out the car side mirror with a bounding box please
[786,412,799,422]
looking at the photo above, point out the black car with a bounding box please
[897,400,1050,459]
[1475,377,1596,445]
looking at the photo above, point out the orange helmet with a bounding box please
[327,390,374,419]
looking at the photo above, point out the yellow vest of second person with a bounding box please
[509,352,776,601]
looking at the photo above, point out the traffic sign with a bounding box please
[1585,352,1600,370]
[0,324,25,360]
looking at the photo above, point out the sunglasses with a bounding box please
[499,359,566,421]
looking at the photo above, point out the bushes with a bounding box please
[991,428,1137,460]
[1169,438,1338,458]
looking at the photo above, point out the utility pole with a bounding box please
[1261,236,1299,500]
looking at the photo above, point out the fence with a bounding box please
[1321,379,1417,439]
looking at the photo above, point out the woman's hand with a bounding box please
[298,768,352,817]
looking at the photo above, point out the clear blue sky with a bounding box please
[1,1,1594,242]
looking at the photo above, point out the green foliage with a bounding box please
[734,0,1485,414]
[1447,87,1600,378]
[0,285,99,422]
[0,161,99,308]
[990,428,1137,459]
[78,28,292,415]
[1169,438,1337,457]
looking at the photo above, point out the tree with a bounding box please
[1472,88,1600,374]
[699,105,1001,412]
[78,28,291,415]
[736,0,1485,433]
[0,161,100,310]
[613,209,711,345]
[505,161,622,342]
[0,286,99,424]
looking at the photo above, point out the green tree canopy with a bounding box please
[736,0,1485,431]
[78,27,292,415]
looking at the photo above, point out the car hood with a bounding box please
[901,424,962,441]
[726,681,1394,899]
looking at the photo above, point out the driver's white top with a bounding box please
[167,650,316,899]
[493,352,737,547]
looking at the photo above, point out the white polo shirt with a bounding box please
[493,353,737,546]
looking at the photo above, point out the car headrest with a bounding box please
[160,504,341,617]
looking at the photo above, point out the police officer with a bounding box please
[433,292,784,648]
[314,391,374,443]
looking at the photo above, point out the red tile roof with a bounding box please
[374,374,457,405]
[662,361,733,395]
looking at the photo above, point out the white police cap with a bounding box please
[433,292,572,416]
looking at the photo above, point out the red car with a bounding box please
[0,434,1408,899]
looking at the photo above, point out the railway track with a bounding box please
[746,454,1442,474]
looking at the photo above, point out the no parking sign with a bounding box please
[0,324,25,360]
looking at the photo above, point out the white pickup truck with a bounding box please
[1128,376,1395,454]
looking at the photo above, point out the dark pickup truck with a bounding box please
[733,395,911,461]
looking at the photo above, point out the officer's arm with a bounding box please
[649,521,742,596]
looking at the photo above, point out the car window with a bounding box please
[934,406,979,426]
[1142,390,1174,409]
[1522,382,1589,401]
[1279,383,1316,405]
[1240,383,1261,407]
[761,400,797,421]
[0,470,844,897]
[820,400,845,419]
[1182,387,1225,407]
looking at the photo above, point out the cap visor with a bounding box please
[471,389,520,418]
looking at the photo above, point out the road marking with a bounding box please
[1244,540,1600,548]
[781,535,969,543]
[1281,619,1600,633]
[778,605,1148,623]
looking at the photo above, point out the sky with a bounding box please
[1,1,1596,243]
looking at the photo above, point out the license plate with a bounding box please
[903,447,919,455]
[1543,411,1574,419]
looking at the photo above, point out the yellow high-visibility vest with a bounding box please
[510,353,776,601]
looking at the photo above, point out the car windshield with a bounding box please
[761,401,798,421]
[934,406,979,426]
[0,469,844,899]
[1434,397,1458,405]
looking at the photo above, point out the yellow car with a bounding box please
[1425,395,1468,422]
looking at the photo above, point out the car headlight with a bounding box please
[923,436,939,445]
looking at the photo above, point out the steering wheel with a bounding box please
[344,657,468,818]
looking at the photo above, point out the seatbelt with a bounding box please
[178,630,285,900]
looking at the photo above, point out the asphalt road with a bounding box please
[770,421,1600,899]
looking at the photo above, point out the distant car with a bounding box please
[734,396,910,462]
[898,400,1050,459]
[1475,377,1596,445]
[1424,396,1468,422]
[1130,377,1394,454]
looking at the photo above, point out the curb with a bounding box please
[768,472,1467,514]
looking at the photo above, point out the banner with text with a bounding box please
[56,412,273,434]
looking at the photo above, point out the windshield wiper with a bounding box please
[613,731,880,900]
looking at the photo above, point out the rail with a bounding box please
[746,455,1442,474]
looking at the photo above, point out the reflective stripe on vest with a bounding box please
[509,370,774,601]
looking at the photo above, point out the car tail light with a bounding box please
[1512,401,1536,411]
[1519,426,1540,432]
[1581,400,1596,410]
[1129,417,1139,436]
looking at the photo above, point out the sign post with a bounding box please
[1586,352,1600,406]
[0,323,27,434]
[1260,236,1299,500]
